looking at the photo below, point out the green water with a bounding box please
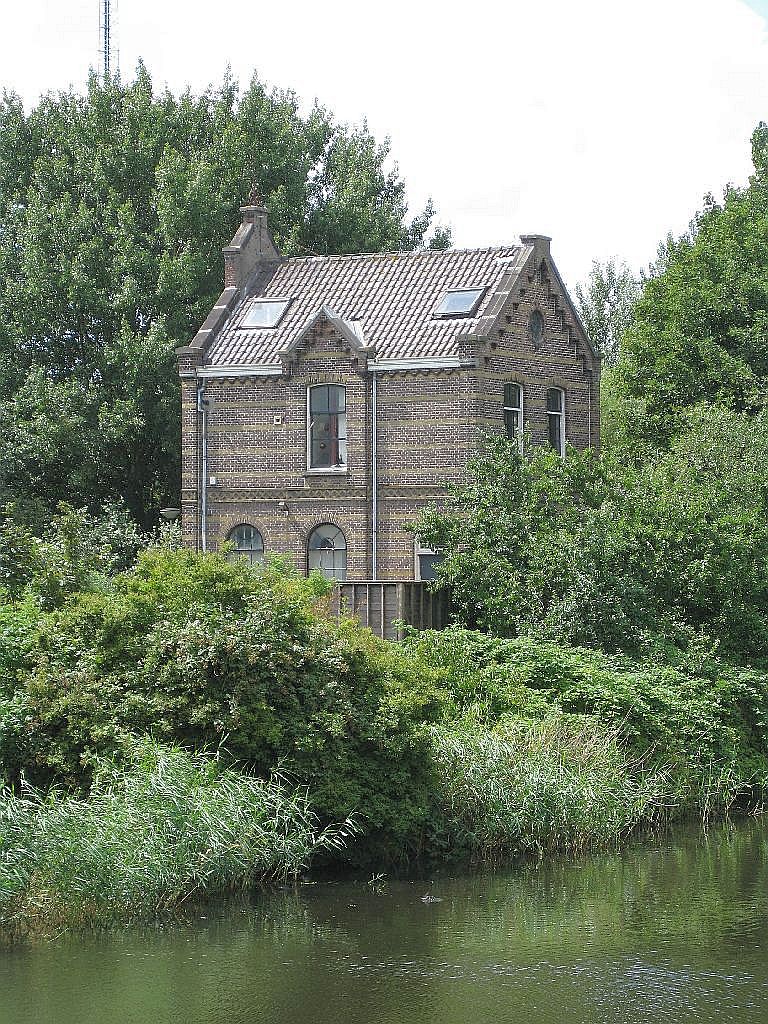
[1,819,767,1024]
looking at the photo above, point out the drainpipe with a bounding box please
[587,371,592,448]
[371,371,378,581]
[197,380,208,552]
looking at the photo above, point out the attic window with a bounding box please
[241,298,291,328]
[434,287,486,318]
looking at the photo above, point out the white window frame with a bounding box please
[546,387,566,457]
[433,286,486,318]
[503,382,524,448]
[240,297,292,329]
[306,384,348,474]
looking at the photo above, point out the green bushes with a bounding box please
[0,739,354,937]
[401,627,768,812]
[1,534,767,921]
[0,547,440,860]
[427,717,666,859]
[0,503,147,608]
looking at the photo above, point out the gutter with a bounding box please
[372,371,378,580]
[197,382,208,552]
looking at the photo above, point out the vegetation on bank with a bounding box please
[2,82,768,935]
[0,740,354,939]
[403,628,768,815]
[1,513,766,934]
[427,717,667,859]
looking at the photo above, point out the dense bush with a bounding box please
[0,547,442,860]
[2,521,766,893]
[401,627,768,811]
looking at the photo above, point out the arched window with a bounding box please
[530,309,545,347]
[308,385,347,470]
[227,524,264,565]
[307,524,347,580]
[546,388,566,456]
[503,383,524,441]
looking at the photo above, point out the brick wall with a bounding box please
[179,249,599,579]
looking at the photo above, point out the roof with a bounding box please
[205,245,530,367]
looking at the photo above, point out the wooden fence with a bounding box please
[327,581,451,639]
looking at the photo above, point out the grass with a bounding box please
[427,715,669,859]
[0,739,355,939]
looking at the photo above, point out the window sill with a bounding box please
[304,468,348,476]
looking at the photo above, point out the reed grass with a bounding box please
[428,715,669,859]
[0,740,354,937]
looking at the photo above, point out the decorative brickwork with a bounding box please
[177,211,600,580]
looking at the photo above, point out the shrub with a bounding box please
[1,548,442,861]
[0,503,147,609]
[401,627,768,811]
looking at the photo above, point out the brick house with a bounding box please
[175,201,599,583]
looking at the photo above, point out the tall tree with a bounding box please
[0,66,449,527]
[415,412,768,658]
[573,259,640,366]
[615,122,768,443]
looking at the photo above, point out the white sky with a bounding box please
[1,0,767,287]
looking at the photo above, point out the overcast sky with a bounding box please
[2,0,767,287]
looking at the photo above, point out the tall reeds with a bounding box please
[428,715,668,859]
[0,740,354,937]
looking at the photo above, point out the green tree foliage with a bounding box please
[573,259,640,366]
[415,408,768,658]
[0,67,449,528]
[615,122,768,443]
[0,503,146,606]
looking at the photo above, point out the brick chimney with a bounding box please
[223,200,280,290]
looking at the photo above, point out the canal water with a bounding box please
[1,819,767,1024]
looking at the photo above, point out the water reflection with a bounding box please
[1,819,767,1024]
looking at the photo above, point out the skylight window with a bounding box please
[241,298,291,328]
[434,287,486,318]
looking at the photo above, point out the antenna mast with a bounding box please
[99,0,118,79]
